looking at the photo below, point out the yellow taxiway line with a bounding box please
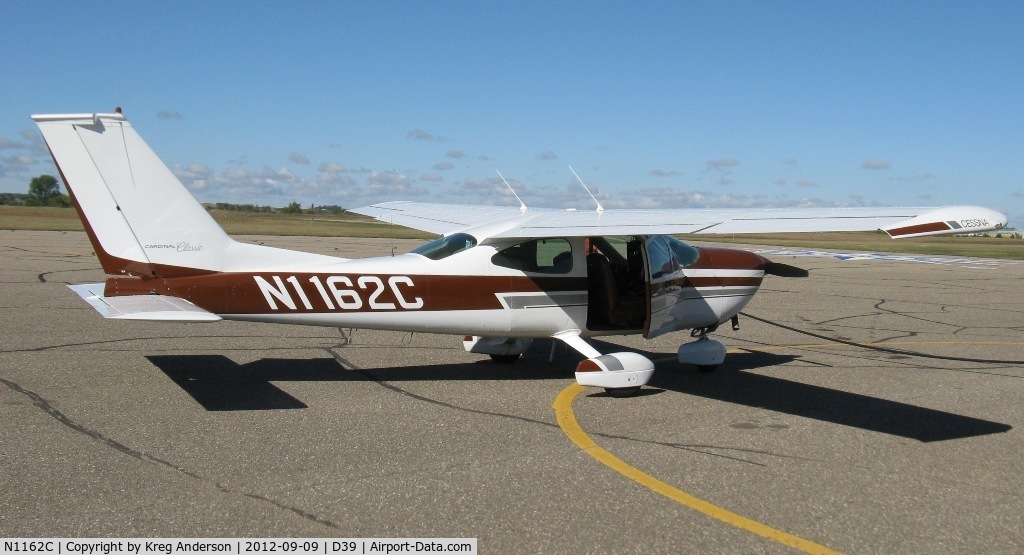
[553,339,1020,551]
[553,382,844,555]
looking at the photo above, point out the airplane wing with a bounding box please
[352,201,537,235]
[68,283,222,322]
[352,202,1007,240]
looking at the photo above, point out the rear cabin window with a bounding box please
[492,238,573,274]
[410,233,478,260]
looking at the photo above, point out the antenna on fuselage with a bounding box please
[569,165,604,214]
[496,170,528,213]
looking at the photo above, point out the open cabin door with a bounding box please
[641,235,702,339]
[584,236,646,332]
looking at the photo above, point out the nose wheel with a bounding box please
[604,386,642,398]
[679,329,727,371]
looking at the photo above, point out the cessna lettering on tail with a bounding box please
[254,275,424,311]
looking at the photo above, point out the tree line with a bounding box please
[0,175,71,207]
[207,201,347,215]
[2,174,346,215]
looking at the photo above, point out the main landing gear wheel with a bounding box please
[604,386,641,398]
[489,353,521,363]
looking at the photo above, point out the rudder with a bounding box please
[33,112,230,277]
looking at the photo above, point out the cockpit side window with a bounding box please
[492,238,573,274]
[645,235,700,279]
[666,236,700,267]
[410,233,478,260]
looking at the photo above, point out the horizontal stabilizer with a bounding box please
[68,283,221,322]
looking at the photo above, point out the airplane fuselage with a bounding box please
[102,236,766,340]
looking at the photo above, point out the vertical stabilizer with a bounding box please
[33,113,230,277]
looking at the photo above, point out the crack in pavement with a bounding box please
[0,376,341,531]
[742,311,1024,369]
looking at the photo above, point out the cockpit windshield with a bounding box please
[410,233,478,260]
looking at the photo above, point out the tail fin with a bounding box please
[33,112,230,278]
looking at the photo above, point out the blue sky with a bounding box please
[2,2,1022,224]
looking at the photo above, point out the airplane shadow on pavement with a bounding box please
[147,343,1012,442]
[641,349,1013,443]
[146,352,575,412]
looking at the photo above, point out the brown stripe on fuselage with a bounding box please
[659,275,764,289]
[655,246,767,289]
[692,246,770,271]
[99,245,766,315]
[886,221,950,237]
[105,273,589,314]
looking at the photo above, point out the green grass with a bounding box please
[206,210,434,238]
[1,205,1020,259]
[0,206,86,231]
[0,206,434,239]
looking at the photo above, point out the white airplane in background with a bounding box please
[33,111,1007,397]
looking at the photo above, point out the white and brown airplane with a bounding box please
[33,111,1008,397]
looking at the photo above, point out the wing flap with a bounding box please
[68,283,222,322]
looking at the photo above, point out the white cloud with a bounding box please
[407,129,444,141]
[861,160,891,170]
[289,152,310,165]
[445,176,533,206]
[705,159,739,186]
[446,150,466,159]
[0,153,36,177]
[0,137,25,149]
[536,150,558,161]
[649,169,682,177]
[2,153,34,168]
[0,130,48,178]
[173,164,298,201]
[367,171,428,197]
[706,159,739,170]
[20,129,48,157]
[897,172,935,181]
[602,185,868,210]
[172,163,214,183]
[156,111,182,119]
[419,173,444,182]
[318,162,347,174]
[433,162,454,171]
[287,162,360,201]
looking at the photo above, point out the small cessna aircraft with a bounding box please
[33,111,1007,396]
